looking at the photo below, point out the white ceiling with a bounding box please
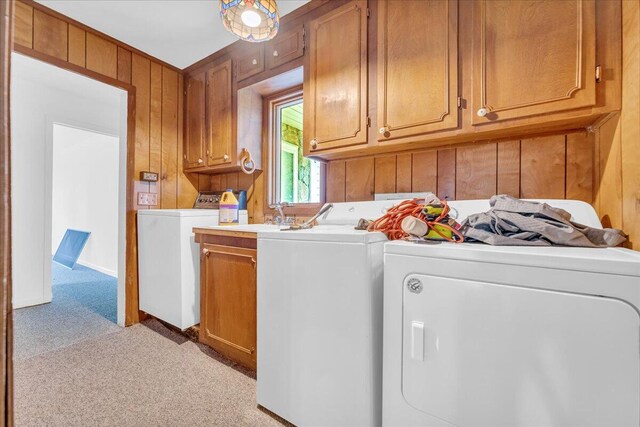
[35,0,310,69]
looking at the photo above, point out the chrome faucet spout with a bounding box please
[268,202,291,224]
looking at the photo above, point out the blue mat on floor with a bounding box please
[53,229,91,269]
[52,262,117,323]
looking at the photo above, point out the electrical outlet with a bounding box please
[138,192,158,206]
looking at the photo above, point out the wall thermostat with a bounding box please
[140,171,159,182]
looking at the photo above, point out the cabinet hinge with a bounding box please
[367,116,371,127]
[302,26,306,52]
[457,97,462,108]
[595,65,602,83]
[367,7,370,17]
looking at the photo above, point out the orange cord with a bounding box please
[367,198,465,243]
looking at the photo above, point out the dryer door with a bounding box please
[402,274,640,427]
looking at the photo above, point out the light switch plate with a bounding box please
[140,171,159,182]
[138,192,158,206]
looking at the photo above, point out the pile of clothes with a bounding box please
[460,195,626,247]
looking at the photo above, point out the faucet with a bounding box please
[268,202,291,224]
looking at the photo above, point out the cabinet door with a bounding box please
[266,24,304,70]
[184,71,206,169]
[472,0,596,125]
[377,0,459,142]
[206,59,233,166]
[305,1,368,154]
[236,44,265,82]
[200,244,257,370]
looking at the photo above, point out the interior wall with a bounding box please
[10,53,123,310]
[12,0,199,324]
[13,0,197,210]
[52,125,119,276]
[591,0,640,250]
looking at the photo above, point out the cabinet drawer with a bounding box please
[236,44,265,81]
[267,24,304,69]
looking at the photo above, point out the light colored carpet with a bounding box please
[14,319,281,427]
[13,262,120,360]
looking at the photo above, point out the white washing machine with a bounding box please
[138,208,247,330]
[383,200,640,427]
[257,199,406,427]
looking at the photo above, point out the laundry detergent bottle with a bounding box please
[219,189,239,226]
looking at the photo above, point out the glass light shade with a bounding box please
[220,0,280,43]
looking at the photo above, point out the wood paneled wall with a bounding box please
[12,0,198,211]
[325,131,595,204]
[592,0,640,248]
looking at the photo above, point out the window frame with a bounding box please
[263,85,326,217]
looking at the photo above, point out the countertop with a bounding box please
[193,224,284,239]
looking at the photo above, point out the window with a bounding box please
[267,88,324,210]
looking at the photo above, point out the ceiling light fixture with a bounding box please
[220,0,280,43]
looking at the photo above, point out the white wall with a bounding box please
[52,125,119,276]
[11,53,128,325]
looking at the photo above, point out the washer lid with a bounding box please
[138,209,221,217]
[384,241,640,277]
[258,225,388,244]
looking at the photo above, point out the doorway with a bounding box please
[10,53,128,361]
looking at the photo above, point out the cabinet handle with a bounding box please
[477,108,488,117]
[272,50,279,57]
[202,248,210,256]
[310,138,318,149]
[252,58,258,65]
[198,158,204,164]
[223,153,229,161]
[379,126,389,134]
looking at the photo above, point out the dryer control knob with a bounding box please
[407,278,423,294]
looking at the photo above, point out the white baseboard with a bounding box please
[13,296,52,309]
[76,260,117,278]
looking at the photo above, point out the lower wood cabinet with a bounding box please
[199,240,257,370]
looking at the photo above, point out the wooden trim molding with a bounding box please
[1,0,14,424]
[13,44,135,92]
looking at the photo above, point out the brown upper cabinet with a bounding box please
[304,1,368,155]
[471,0,596,125]
[377,0,459,143]
[205,59,234,167]
[266,23,305,70]
[236,44,265,82]
[185,71,206,168]
[183,0,619,163]
[184,57,235,172]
